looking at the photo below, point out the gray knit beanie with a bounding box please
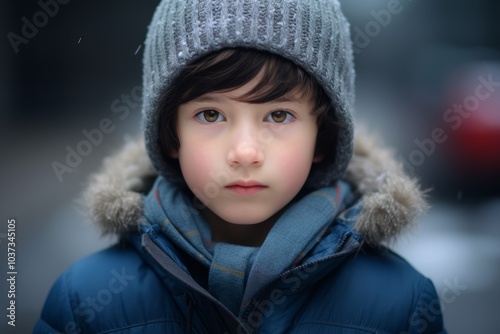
[142,0,355,188]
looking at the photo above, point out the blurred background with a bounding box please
[1,0,499,333]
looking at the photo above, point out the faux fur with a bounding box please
[343,126,428,245]
[83,127,428,245]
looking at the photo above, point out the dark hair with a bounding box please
[158,48,339,182]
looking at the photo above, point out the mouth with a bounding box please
[225,180,268,195]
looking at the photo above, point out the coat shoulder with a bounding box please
[34,243,186,334]
[292,247,445,333]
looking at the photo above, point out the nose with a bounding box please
[226,125,264,167]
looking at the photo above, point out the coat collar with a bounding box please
[132,225,361,334]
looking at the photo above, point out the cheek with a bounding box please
[178,142,214,187]
[274,140,316,192]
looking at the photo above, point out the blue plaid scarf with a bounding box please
[142,176,359,316]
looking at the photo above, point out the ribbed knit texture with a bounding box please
[142,0,356,187]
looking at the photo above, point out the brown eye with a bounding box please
[271,111,286,123]
[196,110,223,123]
[204,110,218,122]
[268,110,294,123]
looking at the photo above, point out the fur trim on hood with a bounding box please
[83,126,428,246]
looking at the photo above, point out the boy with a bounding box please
[35,0,446,333]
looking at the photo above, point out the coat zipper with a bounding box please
[239,234,360,332]
[184,291,196,334]
[142,230,360,333]
[141,233,249,334]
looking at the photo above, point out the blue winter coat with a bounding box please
[34,134,446,334]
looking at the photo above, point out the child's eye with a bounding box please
[195,110,225,123]
[265,110,294,124]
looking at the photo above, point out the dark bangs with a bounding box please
[175,48,327,108]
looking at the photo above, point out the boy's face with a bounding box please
[172,74,321,226]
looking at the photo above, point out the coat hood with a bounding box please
[83,126,427,246]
